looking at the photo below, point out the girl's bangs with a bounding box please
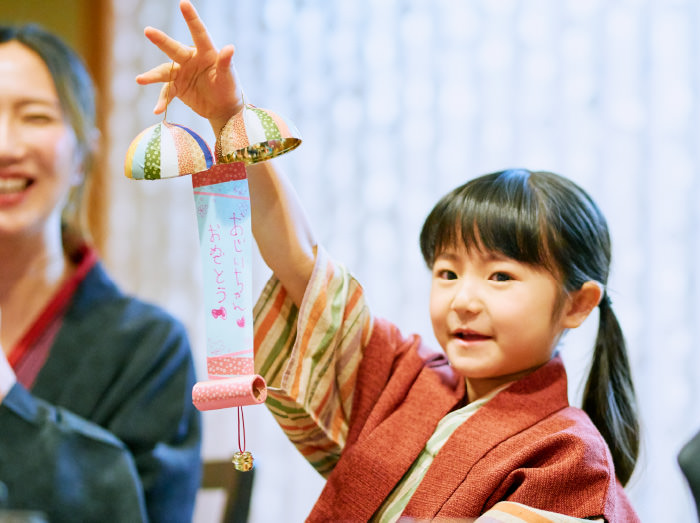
[424,170,551,269]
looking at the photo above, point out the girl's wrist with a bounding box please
[209,101,246,137]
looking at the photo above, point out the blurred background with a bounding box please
[2,0,699,521]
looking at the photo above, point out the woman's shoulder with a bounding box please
[73,261,185,331]
[56,261,192,373]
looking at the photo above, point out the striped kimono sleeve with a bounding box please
[253,247,373,477]
[476,502,603,522]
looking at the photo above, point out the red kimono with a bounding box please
[309,319,639,522]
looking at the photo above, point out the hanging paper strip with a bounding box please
[190,163,267,411]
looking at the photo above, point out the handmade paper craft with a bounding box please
[124,121,213,180]
[124,101,301,470]
[216,103,301,164]
[190,162,266,412]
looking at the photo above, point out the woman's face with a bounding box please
[0,41,81,240]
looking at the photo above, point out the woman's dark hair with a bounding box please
[419,168,639,485]
[0,23,97,239]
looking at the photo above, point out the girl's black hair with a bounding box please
[419,169,639,485]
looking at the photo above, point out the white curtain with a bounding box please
[107,1,699,521]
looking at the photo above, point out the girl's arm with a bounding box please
[246,161,316,306]
[136,0,316,306]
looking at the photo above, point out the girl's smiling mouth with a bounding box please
[452,329,491,342]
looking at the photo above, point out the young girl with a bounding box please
[139,2,640,521]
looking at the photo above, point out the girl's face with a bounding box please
[429,241,573,401]
[0,41,81,240]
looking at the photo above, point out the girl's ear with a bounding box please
[561,281,603,329]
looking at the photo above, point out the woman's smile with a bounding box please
[0,174,32,204]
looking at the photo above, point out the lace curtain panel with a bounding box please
[107,1,699,521]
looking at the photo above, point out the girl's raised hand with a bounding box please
[136,0,244,133]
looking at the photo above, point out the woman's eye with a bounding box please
[23,114,54,124]
[491,272,512,282]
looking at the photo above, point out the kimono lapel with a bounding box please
[403,355,570,518]
[309,332,465,521]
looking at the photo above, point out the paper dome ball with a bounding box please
[217,104,301,165]
[124,121,213,180]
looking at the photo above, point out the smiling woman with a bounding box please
[0,25,202,523]
[0,41,83,241]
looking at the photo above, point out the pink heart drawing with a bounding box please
[212,307,227,319]
[236,316,246,328]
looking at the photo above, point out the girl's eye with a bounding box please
[491,272,512,282]
[436,269,458,280]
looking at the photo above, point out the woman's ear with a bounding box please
[561,281,603,329]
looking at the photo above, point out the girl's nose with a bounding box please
[450,279,483,313]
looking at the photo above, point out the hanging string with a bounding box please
[232,406,252,470]
[163,61,175,122]
[237,406,246,453]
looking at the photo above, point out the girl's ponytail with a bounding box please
[581,295,639,485]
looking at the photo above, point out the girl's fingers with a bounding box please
[215,45,235,75]
[143,26,194,64]
[179,0,216,55]
[136,61,178,85]
[154,81,176,114]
